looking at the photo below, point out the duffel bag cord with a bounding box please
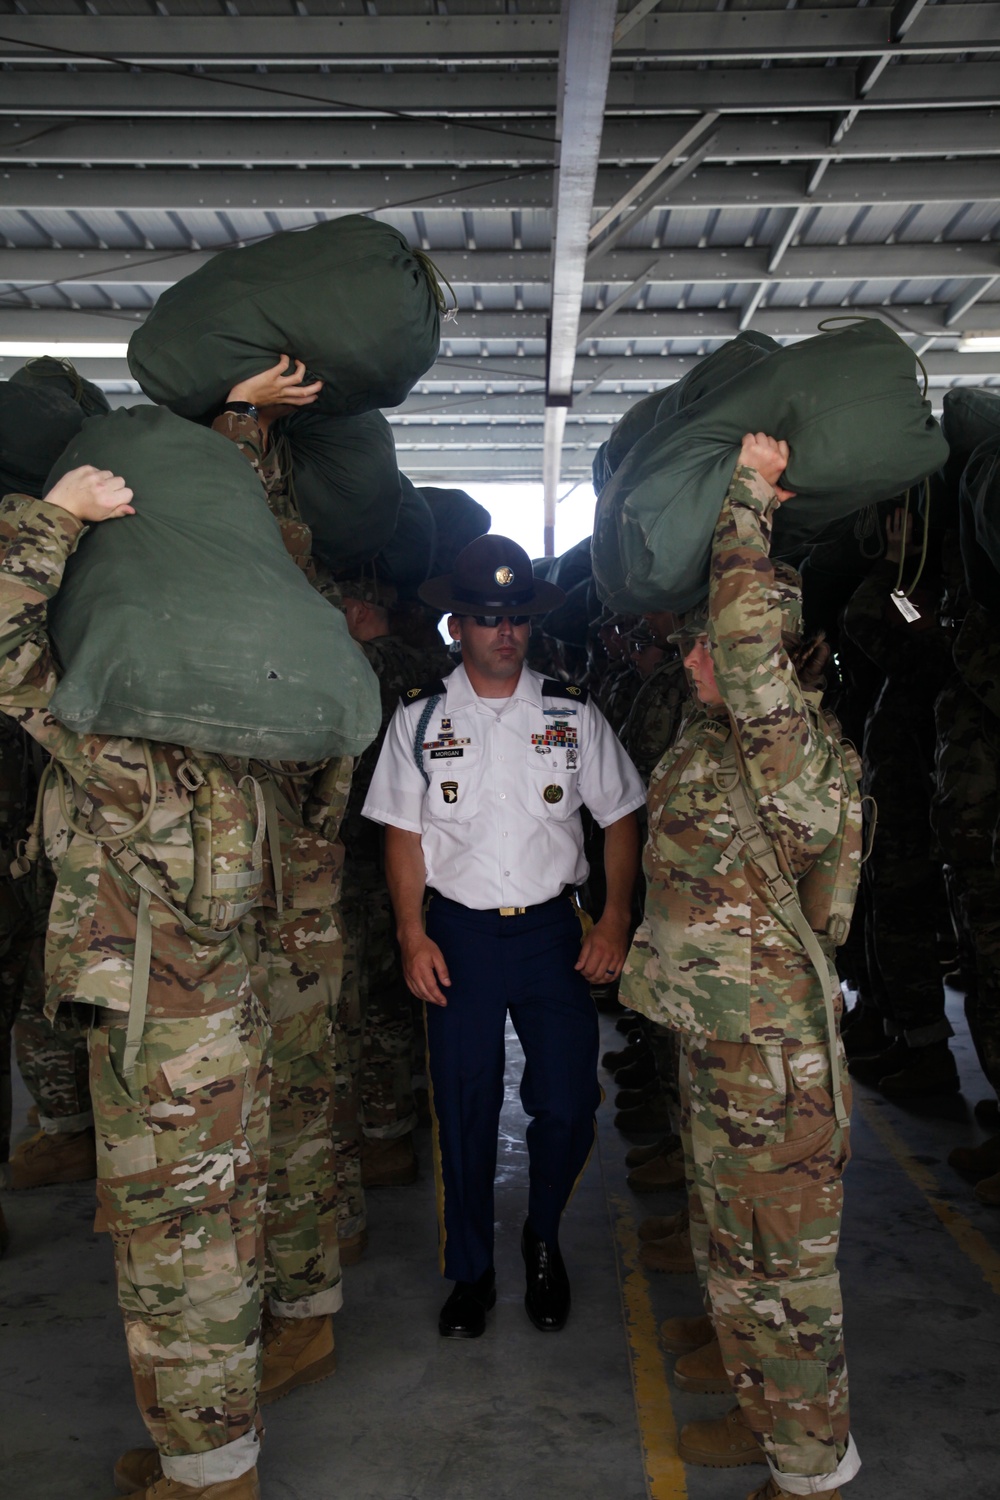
[817,313,929,398]
[413,249,459,323]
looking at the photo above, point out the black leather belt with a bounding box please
[429,887,576,918]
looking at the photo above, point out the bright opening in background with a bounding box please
[462,481,597,563]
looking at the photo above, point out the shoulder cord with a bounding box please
[713,735,849,1130]
[413,694,441,787]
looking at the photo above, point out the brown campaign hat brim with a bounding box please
[418,572,566,616]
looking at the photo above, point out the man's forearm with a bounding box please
[384,824,429,940]
[601,812,639,922]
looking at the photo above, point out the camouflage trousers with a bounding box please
[13,960,91,1133]
[947,863,1000,1098]
[332,915,364,1239]
[92,984,270,1476]
[241,913,343,1315]
[342,871,416,1141]
[680,1036,857,1486]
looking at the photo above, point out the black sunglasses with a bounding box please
[467,614,531,628]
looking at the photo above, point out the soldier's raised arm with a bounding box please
[707,431,817,792]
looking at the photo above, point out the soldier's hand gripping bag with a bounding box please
[44,406,381,761]
[127,215,443,420]
[273,407,403,572]
[592,319,948,614]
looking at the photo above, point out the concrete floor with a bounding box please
[2,987,999,1500]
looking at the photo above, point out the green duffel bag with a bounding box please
[128,215,444,420]
[419,487,491,574]
[10,356,111,418]
[1,381,86,499]
[46,406,381,761]
[375,476,436,596]
[591,330,780,493]
[272,408,402,574]
[942,387,1000,463]
[969,437,1000,579]
[593,320,948,614]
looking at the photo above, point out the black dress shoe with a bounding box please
[521,1220,570,1332]
[438,1268,496,1339]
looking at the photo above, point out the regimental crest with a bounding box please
[494,565,515,587]
[543,784,564,804]
[441,781,459,804]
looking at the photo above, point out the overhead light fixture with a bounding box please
[0,341,130,359]
[958,335,1000,353]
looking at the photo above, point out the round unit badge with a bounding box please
[494,565,515,587]
[543,784,564,804]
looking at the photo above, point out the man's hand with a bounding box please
[738,431,796,503]
[398,927,452,1008]
[44,466,135,523]
[226,356,323,420]
[576,911,631,985]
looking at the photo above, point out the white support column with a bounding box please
[542,0,618,555]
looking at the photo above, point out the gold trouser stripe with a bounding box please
[857,1094,1000,1298]
[423,1008,448,1277]
[605,1180,689,1500]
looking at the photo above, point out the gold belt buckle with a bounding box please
[498,905,526,917]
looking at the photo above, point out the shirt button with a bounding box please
[503,832,508,838]
[498,755,504,761]
[504,870,510,876]
[499,793,506,800]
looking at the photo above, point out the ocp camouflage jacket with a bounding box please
[623,467,861,1045]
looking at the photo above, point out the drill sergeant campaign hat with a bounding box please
[419,534,566,617]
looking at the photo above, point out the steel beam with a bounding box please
[1,243,997,292]
[543,0,617,553]
[3,159,999,217]
[1,112,998,167]
[1,62,998,118]
[0,10,999,65]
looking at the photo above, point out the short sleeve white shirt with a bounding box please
[362,663,645,910]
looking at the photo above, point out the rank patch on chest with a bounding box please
[543,784,564,804]
[441,781,459,804]
[531,719,579,752]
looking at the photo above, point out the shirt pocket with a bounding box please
[425,743,480,823]
[523,746,579,822]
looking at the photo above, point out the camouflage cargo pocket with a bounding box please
[762,1352,836,1456]
[117,1198,245,1320]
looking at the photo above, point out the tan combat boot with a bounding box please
[115,1417,265,1495]
[625,1133,678,1169]
[110,1469,260,1500]
[639,1206,688,1241]
[974,1169,1000,1206]
[677,1404,767,1468]
[8,1128,96,1189]
[259,1313,336,1405]
[746,1480,842,1500]
[627,1141,685,1193]
[362,1133,418,1187]
[639,1229,695,1274]
[660,1312,714,1354]
[674,1334,730,1394]
[948,1134,1000,1182]
[338,1228,369,1266]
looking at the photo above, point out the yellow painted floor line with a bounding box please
[856,1093,1000,1298]
[603,1166,689,1500]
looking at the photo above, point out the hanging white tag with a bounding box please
[890,589,921,623]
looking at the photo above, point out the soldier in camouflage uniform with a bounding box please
[0,465,270,1500]
[623,434,862,1498]
[933,596,1000,1203]
[338,578,453,1189]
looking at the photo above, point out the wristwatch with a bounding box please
[224,401,259,419]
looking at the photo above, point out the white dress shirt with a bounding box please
[362,663,646,910]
